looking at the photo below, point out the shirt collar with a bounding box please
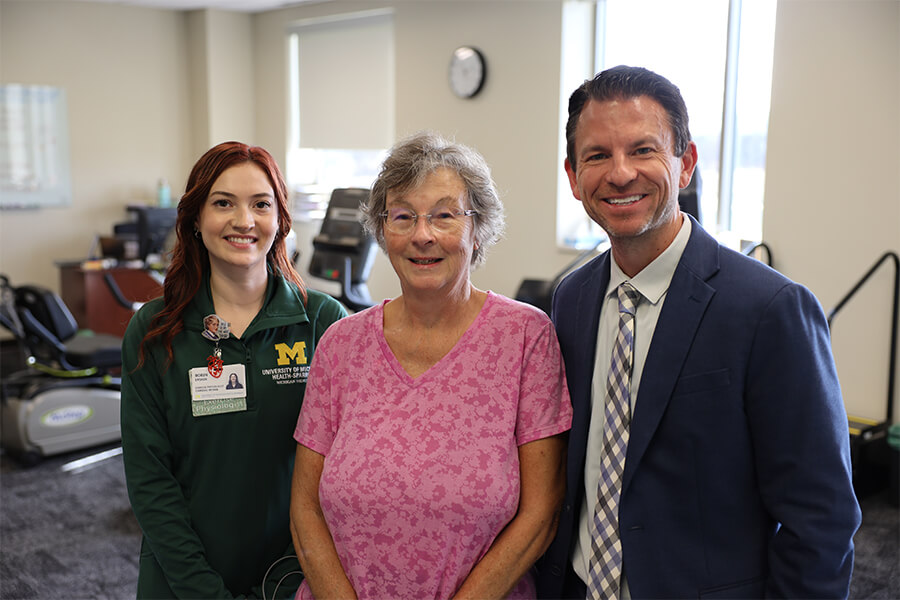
[608,213,692,305]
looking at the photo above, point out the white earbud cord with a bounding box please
[261,554,303,600]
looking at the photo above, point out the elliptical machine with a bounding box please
[0,275,122,466]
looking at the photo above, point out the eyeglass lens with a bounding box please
[384,208,473,234]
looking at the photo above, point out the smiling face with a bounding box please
[384,168,476,299]
[565,96,696,265]
[196,162,278,277]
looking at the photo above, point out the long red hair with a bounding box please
[138,141,306,366]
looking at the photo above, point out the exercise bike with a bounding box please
[0,275,123,466]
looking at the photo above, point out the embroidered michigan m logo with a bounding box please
[274,342,307,366]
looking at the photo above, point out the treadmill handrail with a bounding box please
[103,272,144,312]
[826,250,899,424]
[338,256,374,313]
[741,241,773,267]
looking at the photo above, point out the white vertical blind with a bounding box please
[293,12,394,150]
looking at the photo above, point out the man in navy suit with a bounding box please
[536,66,861,599]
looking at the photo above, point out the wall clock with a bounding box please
[448,46,486,99]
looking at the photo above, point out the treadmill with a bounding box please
[307,188,378,313]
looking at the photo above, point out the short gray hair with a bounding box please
[362,131,505,269]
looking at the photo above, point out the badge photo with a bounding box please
[190,360,246,417]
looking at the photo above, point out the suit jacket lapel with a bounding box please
[563,252,611,494]
[622,219,720,495]
[575,254,611,379]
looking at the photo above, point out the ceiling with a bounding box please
[62,0,324,13]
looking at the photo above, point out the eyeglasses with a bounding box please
[380,207,478,235]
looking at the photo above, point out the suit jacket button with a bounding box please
[550,565,562,577]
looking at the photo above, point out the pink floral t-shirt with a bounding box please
[293,292,572,599]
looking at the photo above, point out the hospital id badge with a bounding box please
[189,363,247,417]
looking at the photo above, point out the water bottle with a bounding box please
[157,178,172,208]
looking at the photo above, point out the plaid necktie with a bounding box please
[587,282,641,600]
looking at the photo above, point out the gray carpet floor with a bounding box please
[0,444,140,599]
[0,443,897,600]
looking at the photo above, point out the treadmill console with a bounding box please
[308,188,377,311]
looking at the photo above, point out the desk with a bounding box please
[59,262,163,337]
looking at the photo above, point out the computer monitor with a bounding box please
[127,205,177,262]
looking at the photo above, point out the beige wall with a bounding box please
[254,0,569,303]
[0,2,259,294]
[1,0,898,421]
[1,0,573,304]
[0,1,193,289]
[764,0,900,424]
[206,9,256,149]
[187,9,212,154]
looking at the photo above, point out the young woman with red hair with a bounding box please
[121,141,346,599]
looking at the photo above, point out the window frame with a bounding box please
[557,0,776,250]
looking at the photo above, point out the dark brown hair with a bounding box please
[566,65,692,173]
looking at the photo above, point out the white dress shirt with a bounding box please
[572,215,692,597]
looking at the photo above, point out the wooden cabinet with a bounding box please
[59,264,163,337]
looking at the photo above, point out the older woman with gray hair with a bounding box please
[289,131,572,599]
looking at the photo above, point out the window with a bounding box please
[287,10,395,219]
[557,0,777,250]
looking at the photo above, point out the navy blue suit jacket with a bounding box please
[536,217,861,599]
